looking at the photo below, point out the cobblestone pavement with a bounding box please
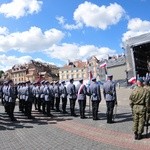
[0,87,150,150]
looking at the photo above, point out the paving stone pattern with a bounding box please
[0,87,150,150]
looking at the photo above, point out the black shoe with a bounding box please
[63,111,68,114]
[28,116,34,119]
[134,132,138,140]
[137,134,142,140]
[47,114,53,117]
[83,116,88,119]
[11,118,17,121]
[56,109,61,112]
[72,113,78,117]
[110,120,115,124]
[81,116,87,119]
[93,117,100,120]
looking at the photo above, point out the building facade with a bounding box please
[3,60,59,84]
[59,56,100,82]
[59,60,87,81]
[59,55,127,84]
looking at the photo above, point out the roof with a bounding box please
[60,60,86,70]
[107,56,126,67]
[123,32,150,48]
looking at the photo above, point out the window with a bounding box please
[76,74,79,78]
[66,75,69,79]
[73,74,76,78]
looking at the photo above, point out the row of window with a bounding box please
[60,69,85,74]
[13,72,25,77]
[60,73,86,80]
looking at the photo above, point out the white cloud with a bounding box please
[0,0,43,19]
[0,26,65,52]
[122,18,150,42]
[0,26,9,35]
[0,54,32,71]
[56,16,65,25]
[0,54,57,71]
[46,43,79,61]
[56,16,83,30]
[58,1,125,30]
[46,43,116,62]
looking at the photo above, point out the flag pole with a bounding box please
[87,60,93,118]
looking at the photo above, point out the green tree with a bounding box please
[0,70,4,78]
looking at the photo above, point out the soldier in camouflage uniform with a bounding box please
[144,80,150,130]
[129,77,150,140]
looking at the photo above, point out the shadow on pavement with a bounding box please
[0,110,73,131]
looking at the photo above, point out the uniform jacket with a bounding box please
[130,86,150,109]
[89,82,101,101]
[35,86,40,98]
[60,84,67,98]
[54,85,60,98]
[2,85,8,102]
[8,85,16,102]
[49,85,54,98]
[25,85,34,101]
[76,83,87,100]
[67,83,77,99]
[43,85,51,101]
[40,85,45,98]
[144,85,150,112]
[103,80,117,101]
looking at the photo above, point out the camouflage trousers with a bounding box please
[132,105,146,134]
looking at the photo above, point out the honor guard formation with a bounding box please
[0,75,150,140]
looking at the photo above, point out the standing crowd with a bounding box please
[0,75,117,124]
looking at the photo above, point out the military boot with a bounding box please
[137,133,142,140]
[107,114,110,123]
[134,132,138,140]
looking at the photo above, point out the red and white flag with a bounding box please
[100,62,107,68]
[128,77,136,84]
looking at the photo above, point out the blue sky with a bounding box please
[0,0,150,71]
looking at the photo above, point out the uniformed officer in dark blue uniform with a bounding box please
[25,81,34,119]
[89,77,101,120]
[60,81,68,113]
[40,80,45,114]
[7,80,17,121]
[49,82,55,110]
[76,79,87,119]
[67,78,78,116]
[0,81,4,105]
[43,81,52,117]
[103,75,117,123]
[54,81,61,112]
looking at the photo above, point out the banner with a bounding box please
[100,62,107,68]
